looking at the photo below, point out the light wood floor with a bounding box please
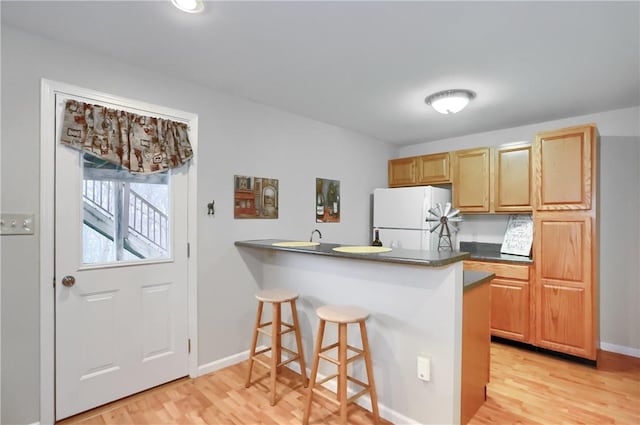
[59,342,640,424]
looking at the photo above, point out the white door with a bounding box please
[54,94,190,420]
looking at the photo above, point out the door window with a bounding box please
[82,154,171,264]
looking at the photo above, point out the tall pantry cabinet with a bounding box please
[533,124,599,360]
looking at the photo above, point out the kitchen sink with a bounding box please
[332,246,392,254]
[272,241,320,247]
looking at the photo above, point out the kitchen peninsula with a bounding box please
[235,239,492,424]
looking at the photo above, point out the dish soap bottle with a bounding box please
[372,228,382,247]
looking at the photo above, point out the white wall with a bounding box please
[398,107,640,355]
[0,27,394,424]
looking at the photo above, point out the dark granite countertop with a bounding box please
[459,242,533,265]
[235,239,469,267]
[463,270,495,290]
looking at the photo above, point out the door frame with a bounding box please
[39,79,199,424]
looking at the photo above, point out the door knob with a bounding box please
[61,275,76,287]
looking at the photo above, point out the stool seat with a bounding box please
[255,288,299,303]
[316,305,369,323]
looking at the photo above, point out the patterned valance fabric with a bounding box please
[60,100,193,174]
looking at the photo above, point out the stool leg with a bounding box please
[360,321,380,424]
[245,301,264,388]
[290,299,308,387]
[338,323,348,425]
[303,319,326,425]
[270,301,282,406]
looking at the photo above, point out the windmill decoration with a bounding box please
[426,202,463,251]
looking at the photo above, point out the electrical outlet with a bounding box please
[417,355,430,381]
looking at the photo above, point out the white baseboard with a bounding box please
[314,373,421,425]
[196,346,261,377]
[198,351,421,424]
[600,342,640,358]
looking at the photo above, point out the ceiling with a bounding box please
[2,1,639,145]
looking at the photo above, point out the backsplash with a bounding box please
[455,214,511,248]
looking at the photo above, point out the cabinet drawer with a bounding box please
[463,260,529,280]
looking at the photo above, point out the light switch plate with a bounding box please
[1,213,35,235]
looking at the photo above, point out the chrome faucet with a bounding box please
[310,229,322,242]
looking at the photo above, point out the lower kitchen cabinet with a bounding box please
[464,261,532,343]
[534,213,597,360]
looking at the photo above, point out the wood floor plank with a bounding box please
[58,342,639,424]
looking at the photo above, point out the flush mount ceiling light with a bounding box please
[171,0,204,13]
[425,89,476,114]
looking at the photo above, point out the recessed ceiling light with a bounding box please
[425,89,476,114]
[171,0,204,14]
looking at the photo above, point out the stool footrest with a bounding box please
[311,386,341,406]
[281,347,297,356]
[252,356,271,370]
[251,351,301,369]
[318,344,365,365]
[257,321,295,337]
[278,355,301,368]
[253,347,271,356]
[346,375,368,389]
[315,373,339,387]
[347,387,371,405]
[310,374,372,406]
[319,342,339,353]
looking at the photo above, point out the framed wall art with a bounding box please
[234,175,279,219]
[315,177,340,223]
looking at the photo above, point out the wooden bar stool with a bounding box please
[245,288,308,405]
[303,305,380,425]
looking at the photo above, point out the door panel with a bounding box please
[490,279,529,342]
[452,148,490,212]
[79,290,120,380]
[494,144,532,212]
[539,221,584,282]
[539,285,585,349]
[388,157,417,187]
[534,213,594,359]
[534,125,595,210]
[142,282,174,360]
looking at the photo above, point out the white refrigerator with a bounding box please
[373,186,452,250]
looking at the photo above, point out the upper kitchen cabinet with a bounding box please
[416,152,450,184]
[388,152,451,187]
[494,143,532,212]
[388,157,417,187]
[452,147,490,212]
[534,124,598,211]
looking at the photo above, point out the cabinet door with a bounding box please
[534,124,596,210]
[490,278,530,342]
[417,152,450,184]
[452,148,490,212]
[534,213,596,360]
[388,157,417,187]
[494,144,532,212]
[463,261,531,343]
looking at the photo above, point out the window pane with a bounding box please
[82,154,171,265]
[83,224,115,264]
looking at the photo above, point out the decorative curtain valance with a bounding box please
[60,99,193,174]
